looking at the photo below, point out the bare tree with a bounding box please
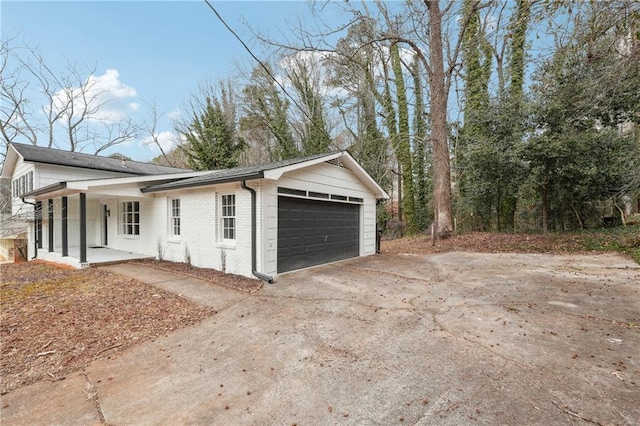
[139,101,172,165]
[0,38,140,159]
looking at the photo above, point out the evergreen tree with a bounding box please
[524,2,639,231]
[241,64,298,162]
[288,59,332,155]
[182,97,246,171]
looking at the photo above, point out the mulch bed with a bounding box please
[134,259,263,293]
[0,261,215,394]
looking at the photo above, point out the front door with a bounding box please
[101,204,109,246]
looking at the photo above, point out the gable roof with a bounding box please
[141,151,389,199]
[5,143,190,176]
[140,151,340,193]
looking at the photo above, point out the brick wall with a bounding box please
[153,183,256,278]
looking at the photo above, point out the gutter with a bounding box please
[22,181,67,198]
[141,172,264,193]
[240,180,274,283]
[21,197,38,259]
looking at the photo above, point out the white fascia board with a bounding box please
[31,187,81,200]
[264,151,389,200]
[75,170,209,187]
[86,187,155,198]
[0,145,20,178]
[262,152,343,180]
[62,170,209,192]
[339,152,390,199]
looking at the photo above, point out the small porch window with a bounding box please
[221,194,235,240]
[170,198,180,236]
[12,171,33,198]
[121,201,140,235]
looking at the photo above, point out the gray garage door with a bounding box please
[277,196,360,273]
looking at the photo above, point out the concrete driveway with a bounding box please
[2,252,639,425]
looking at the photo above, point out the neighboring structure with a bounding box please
[0,236,27,262]
[1,143,389,280]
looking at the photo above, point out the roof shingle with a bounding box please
[11,143,190,175]
[141,151,341,193]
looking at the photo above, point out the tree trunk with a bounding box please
[397,162,403,222]
[570,201,584,230]
[542,185,548,234]
[426,0,454,238]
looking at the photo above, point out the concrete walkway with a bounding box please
[100,263,249,310]
[0,263,248,425]
[2,253,639,425]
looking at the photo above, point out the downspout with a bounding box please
[240,181,274,283]
[21,197,38,259]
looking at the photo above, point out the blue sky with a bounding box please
[1,1,321,161]
[2,1,557,163]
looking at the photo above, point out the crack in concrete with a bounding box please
[346,266,441,284]
[551,399,605,425]
[559,311,638,328]
[429,311,535,370]
[212,295,253,313]
[256,293,418,313]
[83,369,107,425]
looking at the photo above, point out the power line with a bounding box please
[202,0,314,124]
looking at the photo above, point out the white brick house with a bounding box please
[2,143,388,281]
[1,143,195,260]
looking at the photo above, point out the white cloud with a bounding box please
[278,50,337,97]
[166,107,182,121]
[51,69,138,123]
[141,130,180,153]
[88,69,137,98]
[399,46,416,66]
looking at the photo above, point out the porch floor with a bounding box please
[38,247,154,268]
[83,247,154,265]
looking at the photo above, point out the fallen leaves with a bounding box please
[0,261,215,394]
[382,229,640,263]
[382,232,586,256]
[135,259,263,293]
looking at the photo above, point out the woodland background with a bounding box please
[2,0,639,237]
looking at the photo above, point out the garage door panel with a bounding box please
[277,196,360,273]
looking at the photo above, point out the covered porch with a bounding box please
[30,189,154,268]
[24,176,174,268]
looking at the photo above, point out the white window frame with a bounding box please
[221,194,236,241]
[170,198,181,237]
[121,201,140,236]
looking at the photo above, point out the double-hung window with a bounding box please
[121,201,140,235]
[221,194,235,240]
[170,198,180,236]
